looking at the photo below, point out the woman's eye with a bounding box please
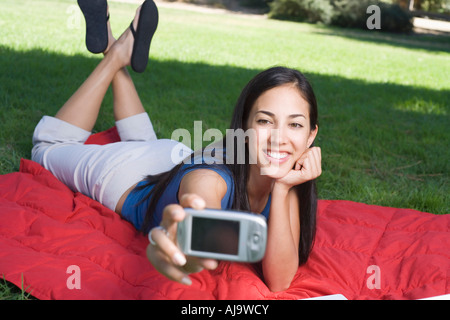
[290,123,303,128]
[257,119,271,125]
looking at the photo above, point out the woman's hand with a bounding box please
[146,193,218,285]
[274,147,322,191]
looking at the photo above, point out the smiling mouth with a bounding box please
[264,150,290,161]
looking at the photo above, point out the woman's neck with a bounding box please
[246,164,273,213]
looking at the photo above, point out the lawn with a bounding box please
[0,0,448,298]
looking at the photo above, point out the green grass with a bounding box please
[0,0,449,299]
[0,275,33,300]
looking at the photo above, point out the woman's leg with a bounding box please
[54,7,143,132]
[32,3,167,213]
[106,6,156,141]
[102,5,147,123]
[54,55,121,132]
[111,67,146,121]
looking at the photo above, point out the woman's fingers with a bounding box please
[184,256,218,273]
[148,224,186,266]
[146,244,192,285]
[146,193,217,286]
[160,203,185,239]
[299,147,321,168]
[309,147,322,177]
[292,147,322,182]
[304,147,321,176]
[179,193,206,210]
[147,203,190,285]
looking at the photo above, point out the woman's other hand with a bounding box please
[274,146,322,191]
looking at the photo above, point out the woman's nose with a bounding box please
[269,126,288,148]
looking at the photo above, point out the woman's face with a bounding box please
[245,84,318,179]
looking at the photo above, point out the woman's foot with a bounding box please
[103,8,116,55]
[106,1,158,73]
[105,7,140,69]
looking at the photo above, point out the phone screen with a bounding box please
[191,217,240,255]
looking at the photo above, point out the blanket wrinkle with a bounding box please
[356,204,395,297]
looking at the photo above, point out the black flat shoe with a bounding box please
[129,0,159,73]
[78,0,109,54]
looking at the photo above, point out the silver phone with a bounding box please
[177,208,267,262]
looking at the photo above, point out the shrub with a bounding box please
[268,0,413,32]
[329,0,373,29]
[331,0,412,32]
[239,0,271,10]
[268,0,334,24]
[378,2,413,32]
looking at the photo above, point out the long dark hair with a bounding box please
[227,66,318,265]
[140,66,318,265]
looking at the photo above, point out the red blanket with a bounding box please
[0,129,448,300]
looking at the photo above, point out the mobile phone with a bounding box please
[177,208,267,262]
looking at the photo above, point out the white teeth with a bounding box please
[266,151,288,159]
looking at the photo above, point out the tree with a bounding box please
[394,0,450,13]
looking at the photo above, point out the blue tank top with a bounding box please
[121,162,271,232]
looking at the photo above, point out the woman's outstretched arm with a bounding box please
[146,169,227,285]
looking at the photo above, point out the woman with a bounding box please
[31,0,321,292]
